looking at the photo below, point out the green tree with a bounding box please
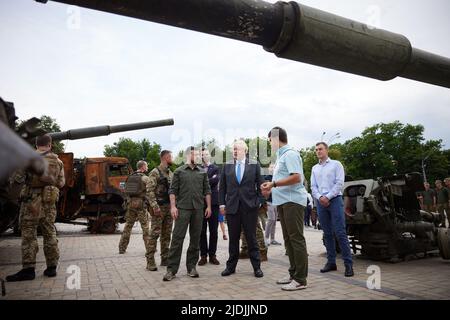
[443,149,450,177]
[18,115,65,153]
[340,121,448,181]
[104,138,161,171]
[40,115,65,153]
[244,137,273,167]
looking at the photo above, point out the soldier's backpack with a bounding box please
[30,152,60,188]
[124,172,145,197]
[155,167,170,205]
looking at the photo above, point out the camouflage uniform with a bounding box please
[258,204,268,231]
[20,151,65,269]
[240,213,268,259]
[118,172,152,262]
[148,165,174,268]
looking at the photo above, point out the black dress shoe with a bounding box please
[320,263,337,273]
[221,269,235,277]
[254,269,264,278]
[6,268,35,282]
[345,265,354,277]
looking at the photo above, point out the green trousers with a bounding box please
[278,202,308,285]
[167,208,203,274]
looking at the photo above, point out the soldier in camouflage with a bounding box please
[239,213,268,261]
[6,134,65,282]
[118,160,153,270]
[147,150,174,271]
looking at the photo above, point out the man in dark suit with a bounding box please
[198,148,221,266]
[219,140,264,278]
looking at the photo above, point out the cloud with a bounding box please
[1,0,449,158]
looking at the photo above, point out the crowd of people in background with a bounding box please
[418,178,450,228]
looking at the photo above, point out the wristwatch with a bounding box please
[272,181,277,188]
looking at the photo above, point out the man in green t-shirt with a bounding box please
[419,182,436,212]
[435,180,449,228]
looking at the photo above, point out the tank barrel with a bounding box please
[48,119,174,141]
[36,0,450,88]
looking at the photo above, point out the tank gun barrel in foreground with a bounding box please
[48,119,175,141]
[36,0,450,88]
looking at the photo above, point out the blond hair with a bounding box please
[233,139,248,152]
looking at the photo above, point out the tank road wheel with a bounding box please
[437,228,450,260]
[98,216,118,234]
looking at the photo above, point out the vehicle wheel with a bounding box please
[437,228,450,260]
[98,217,118,234]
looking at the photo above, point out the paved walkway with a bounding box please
[1,222,449,300]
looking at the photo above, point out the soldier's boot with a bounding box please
[44,266,57,278]
[260,251,268,262]
[6,268,35,282]
[146,257,158,271]
[239,251,249,259]
[119,247,126,254]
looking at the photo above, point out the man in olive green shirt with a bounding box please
[420,182,436,212]
[435,180,449,228]
[163,146,212,281]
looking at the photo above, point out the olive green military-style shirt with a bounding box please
[436,187,449,204]
[169,164,211,210]
[421,189,436,206]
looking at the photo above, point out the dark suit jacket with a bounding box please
[219,159,263,215]
[204,163,220,206]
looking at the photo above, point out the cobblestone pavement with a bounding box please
[1,222,449,300]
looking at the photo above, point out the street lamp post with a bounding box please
[422,155,430,183]
[328,133,341,145]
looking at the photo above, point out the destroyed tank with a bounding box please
[344,173,450,261]
[35,0,450,88]
[0,114,174,234]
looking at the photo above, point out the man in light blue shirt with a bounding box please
[262,127,308,291]
[311,142,353,277]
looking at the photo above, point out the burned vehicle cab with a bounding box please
[57,154,132,234]
[343,173,450,262]
[343,180,376,226]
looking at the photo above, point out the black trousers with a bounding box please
[200,205,219,257]
[226,204,260,271]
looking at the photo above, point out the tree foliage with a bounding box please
[18,115,65,153]
[104,138,161,171]
[338,121,448,182]
[103,121,449,182]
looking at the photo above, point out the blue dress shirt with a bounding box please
[311,158,345,201]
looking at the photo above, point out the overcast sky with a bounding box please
[1,0,449,158]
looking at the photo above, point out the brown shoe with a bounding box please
[260,251,268,262]
[209,256,220,265]
[198,256,207,266]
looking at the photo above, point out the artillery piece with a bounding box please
[344,173,450,261]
